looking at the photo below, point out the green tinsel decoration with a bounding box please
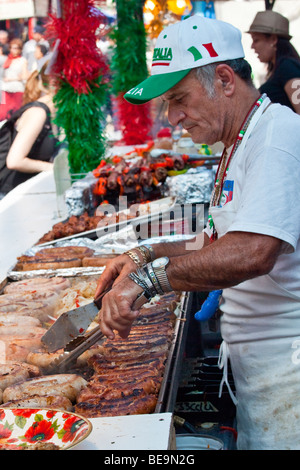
[109,0,153,144]
[53,77,108,176]
[110,0,149,95]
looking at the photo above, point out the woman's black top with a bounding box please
[259,57,300,110]
[0,101,59,194]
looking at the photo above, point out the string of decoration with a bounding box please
[46,0,110,176]
[110,0,153,145]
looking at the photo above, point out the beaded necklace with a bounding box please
[208,93,267,242]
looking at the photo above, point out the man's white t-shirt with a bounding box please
[205,99,300,343]
[204,99,300,450]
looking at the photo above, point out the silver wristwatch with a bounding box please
[151,256,172,293]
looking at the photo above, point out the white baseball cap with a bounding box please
[124,15,245,104]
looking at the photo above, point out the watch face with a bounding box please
[153,256,169,268]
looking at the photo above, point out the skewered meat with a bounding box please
[4,277,71,294]
[107,171,119,191]
[1,395,73,411]
[36,213,103,244]
[2,374,88,403]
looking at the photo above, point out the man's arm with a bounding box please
[166,231,284,292]
[99,231,284,339]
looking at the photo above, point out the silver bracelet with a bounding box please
[145,263,164,295]
[143,244,155,261]
[136,267,158,297]
[128,272,149,292]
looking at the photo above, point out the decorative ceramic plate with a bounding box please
[0,408,92,450]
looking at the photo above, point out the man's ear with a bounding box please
[215,64,235,96]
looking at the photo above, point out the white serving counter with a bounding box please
[74,413,175,451]
[0,170,64,283]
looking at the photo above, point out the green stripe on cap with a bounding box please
[124,68,191,104]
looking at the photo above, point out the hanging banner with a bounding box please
[0,0,35,20]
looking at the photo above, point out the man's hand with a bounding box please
[95,253,140,298]
[98,276,144,340]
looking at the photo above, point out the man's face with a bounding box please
[0,33,8,44]
[33,32,43,42]
[161,71,223,145]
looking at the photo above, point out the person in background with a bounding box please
[247,10,300,113]
[0,62,59,197]
[31,43,52,73]
[0,30,9,55]
[22,25,49,73]
[0,43,8,104]
[0,38,28,121]
[95,15,300,450]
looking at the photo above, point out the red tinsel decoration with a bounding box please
[46,0,109,94]
[115,93,153,145]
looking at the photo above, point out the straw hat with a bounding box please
[247,11,292,40]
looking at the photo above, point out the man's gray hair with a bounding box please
[193,58,254,98]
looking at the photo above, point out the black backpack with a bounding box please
[0,102,51,191]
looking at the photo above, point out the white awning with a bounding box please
[0,0,35,20]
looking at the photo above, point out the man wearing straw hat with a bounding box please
[96,15,300,450]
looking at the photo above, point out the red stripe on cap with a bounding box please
[152,62,170,66]
[203,43,218,58]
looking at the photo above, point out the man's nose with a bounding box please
[167,105,185,127]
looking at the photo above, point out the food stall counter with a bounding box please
[0,170,64,283]
[73,413,175,450]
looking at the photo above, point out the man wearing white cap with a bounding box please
[96,15,300,450]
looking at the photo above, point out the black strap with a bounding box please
[14,102,52,150]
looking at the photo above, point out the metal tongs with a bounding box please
[41,286,146,374]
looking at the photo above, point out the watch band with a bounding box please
[128,272,148,291]
[150,261,173,293]
[136,267,158,297]
[145,263,164,295]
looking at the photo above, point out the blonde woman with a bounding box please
[0,62,59,196]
